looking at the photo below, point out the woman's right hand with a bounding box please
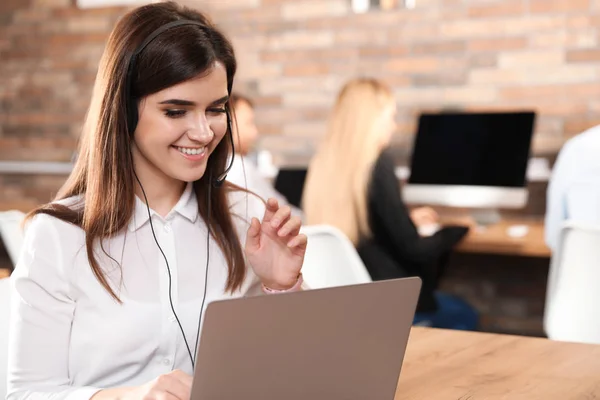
[92,370,193,400]
[129,370,192,400]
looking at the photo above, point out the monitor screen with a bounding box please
[408,111,536,188]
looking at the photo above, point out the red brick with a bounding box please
[530,0,591,13]
[443,16,564,38]
[565,118,600,136]
[47,33,107,45]
[567,49,600,62]
[283,64,329,77]
[281,0,347,20]
[468,38,528,52]
[470,53,497,68]
[261,48,358,63]
[529,30,597,48]
[541,101,588,117]
[359,45,408,58]
[335,29,388,46]
[0,0,33,13]
[468,1,527,18]
[412,73,467,87]
[51,5,125,17]
[383,57,440,73]
[252,96,282,107]
[469,69,522,85]
[499,50,564,68]
[32,0,71,8]
[384,75,412,87]
[499,84,600,100]
[412,40,466,55]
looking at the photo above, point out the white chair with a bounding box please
[544,221,600,344]
[0,210,25,268]
[0,277,11,399]
[300,225,372,289]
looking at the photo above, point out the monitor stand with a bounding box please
[471,208,501,226]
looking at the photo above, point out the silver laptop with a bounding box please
[190,277,421,400]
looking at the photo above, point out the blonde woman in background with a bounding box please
[303,78,476,328]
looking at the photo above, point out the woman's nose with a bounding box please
[186,118,214,143]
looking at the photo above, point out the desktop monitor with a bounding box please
[403,111,536,221]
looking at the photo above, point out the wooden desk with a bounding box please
[451,218,551,258]
[397,327,600,399]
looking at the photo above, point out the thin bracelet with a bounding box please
[262,273,304,294]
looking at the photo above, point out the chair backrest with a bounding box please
[0,210,25,268]
[544,221,600,344]
[299,225,372,289]
[0,277,11,400]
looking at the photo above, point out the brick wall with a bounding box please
[210,0,600,163]
[2,0,600,174]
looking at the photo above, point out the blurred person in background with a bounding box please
[7,3,307,400]
[303,78,476,328]
[545,124,600,251]
[227,93,302,217]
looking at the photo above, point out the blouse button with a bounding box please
[163,223,172,233]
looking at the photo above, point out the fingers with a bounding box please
[277,216,301,238]
[162,379,190,400]
[245,217,262,251]
[261,198,279,224]
[287,233,307,250]
[169,370,193,388]
[420,207,439,221]
[152,370,192,400]
[259,199,294,233]
[247,217,261,238]
[269,204,292,231]
[153,392,179,400]
[166,370,192,400]
[411,207,438,226]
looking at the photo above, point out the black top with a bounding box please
[274,168,307,209]
[357,149,469,312]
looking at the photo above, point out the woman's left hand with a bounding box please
[244,198,307,290]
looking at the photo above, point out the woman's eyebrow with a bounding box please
[158,99,196,106]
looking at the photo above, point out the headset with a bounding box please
[126,19,235,370]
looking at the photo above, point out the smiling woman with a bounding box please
[6,3,307,400]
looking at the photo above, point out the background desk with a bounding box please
[397,327,600,399]
[454,218,550,258]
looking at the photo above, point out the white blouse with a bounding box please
[7,184,265,400]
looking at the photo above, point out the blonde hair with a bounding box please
[302,78,395,245]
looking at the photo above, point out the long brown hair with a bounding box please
[27,2,247,301]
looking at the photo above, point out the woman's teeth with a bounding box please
[176,146,205,156]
